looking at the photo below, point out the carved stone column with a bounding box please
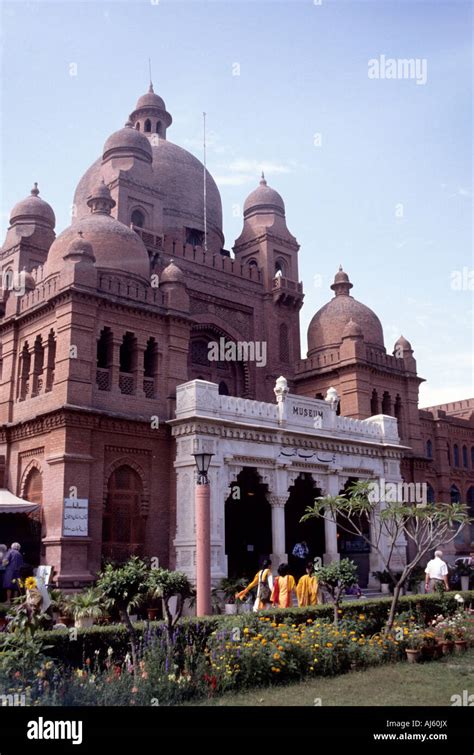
[268,494,287,566]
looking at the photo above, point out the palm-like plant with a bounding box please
[67,588,103,620]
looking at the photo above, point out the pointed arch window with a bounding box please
[143,337,158,398]
[453,444,460,468]
[370,389,379,415]
[131,209,145,228]
[18,342,31,400]
[426,439,433,459]
[96,327,113,391]
[462,445,468,468]
[119,332,137,395]
[382,391,392,415]
[144,119,151,133]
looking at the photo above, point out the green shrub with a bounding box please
[14,590,469,667]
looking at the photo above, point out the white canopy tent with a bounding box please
[0,489,39,514]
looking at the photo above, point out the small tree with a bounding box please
[147,568,192,642]
[302,480,471,633]
[316,558,358,626]
[96,557,149,676]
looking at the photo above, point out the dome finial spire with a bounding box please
[31,182,40,197]
[260,170,267,186]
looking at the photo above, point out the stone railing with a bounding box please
[175,379,400,444]
[175,380,278,426]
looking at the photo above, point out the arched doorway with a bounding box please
[285,474,324,578]
[225,468,272,580]
[337,478,371,587]
[102,465,144,563]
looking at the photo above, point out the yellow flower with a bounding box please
[358,614,365,620]
[273,653,280,660]
[25,577,37,590]
[326,642,333,648]
[243,628,249,634]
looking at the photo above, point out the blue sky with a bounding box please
[1,0,472,406]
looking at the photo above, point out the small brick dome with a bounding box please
[308,268,384,355]
[103,122,153,164]
[394,335,412,352]
[161,259,184,284]
[342,318,363,339]
[64,232,95,262]
[10,184,55,229]
[134,86,166,112]
[243,174,285,218]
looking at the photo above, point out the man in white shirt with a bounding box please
[424,550,449,592]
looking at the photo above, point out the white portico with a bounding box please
[169,377,407,587]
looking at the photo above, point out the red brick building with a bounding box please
[0,86,472,585]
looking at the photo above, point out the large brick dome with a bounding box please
[45,181,150,280]
[307,267,384,356]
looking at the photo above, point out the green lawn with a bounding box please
[192,649,474,707]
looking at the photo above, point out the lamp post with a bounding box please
[193,451,213,616]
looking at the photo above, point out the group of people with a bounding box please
[235,559,319,611]
[0,542,24,603]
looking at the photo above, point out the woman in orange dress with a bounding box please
[296,561,319,606]
[271,563,296,608]
[235,559,273,612]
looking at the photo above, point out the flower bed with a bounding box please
[0,592,472,705]
[24,591,472,667]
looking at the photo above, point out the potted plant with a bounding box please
[420,630,438,660]
[456,561,472,592]
[372,570,392,594]
[68,587,103,629]
[454,620,468,652]
[48,589,67,624]
[217,578,246,615]
[408,567,426,595]
[405,631,423,663]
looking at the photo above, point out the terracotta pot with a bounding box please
[406,649,421,663]
[455,639,468,653]
[75,616,94,629]
[147,608,159,621]
[58,615,72,627]
[421,645,436,660]
[441,640,454,654]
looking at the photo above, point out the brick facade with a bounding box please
[0,86,472,585]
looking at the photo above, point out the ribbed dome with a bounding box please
[243,174,285,218]
[103,122,153,164]
[45,214,150,280]
[307,268,384,356]
[10,184,55,229]
[161,259,184,283]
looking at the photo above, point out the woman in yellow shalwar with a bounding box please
[296,562,319,606]
[235,559,273,611]
[271,563,297,608]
